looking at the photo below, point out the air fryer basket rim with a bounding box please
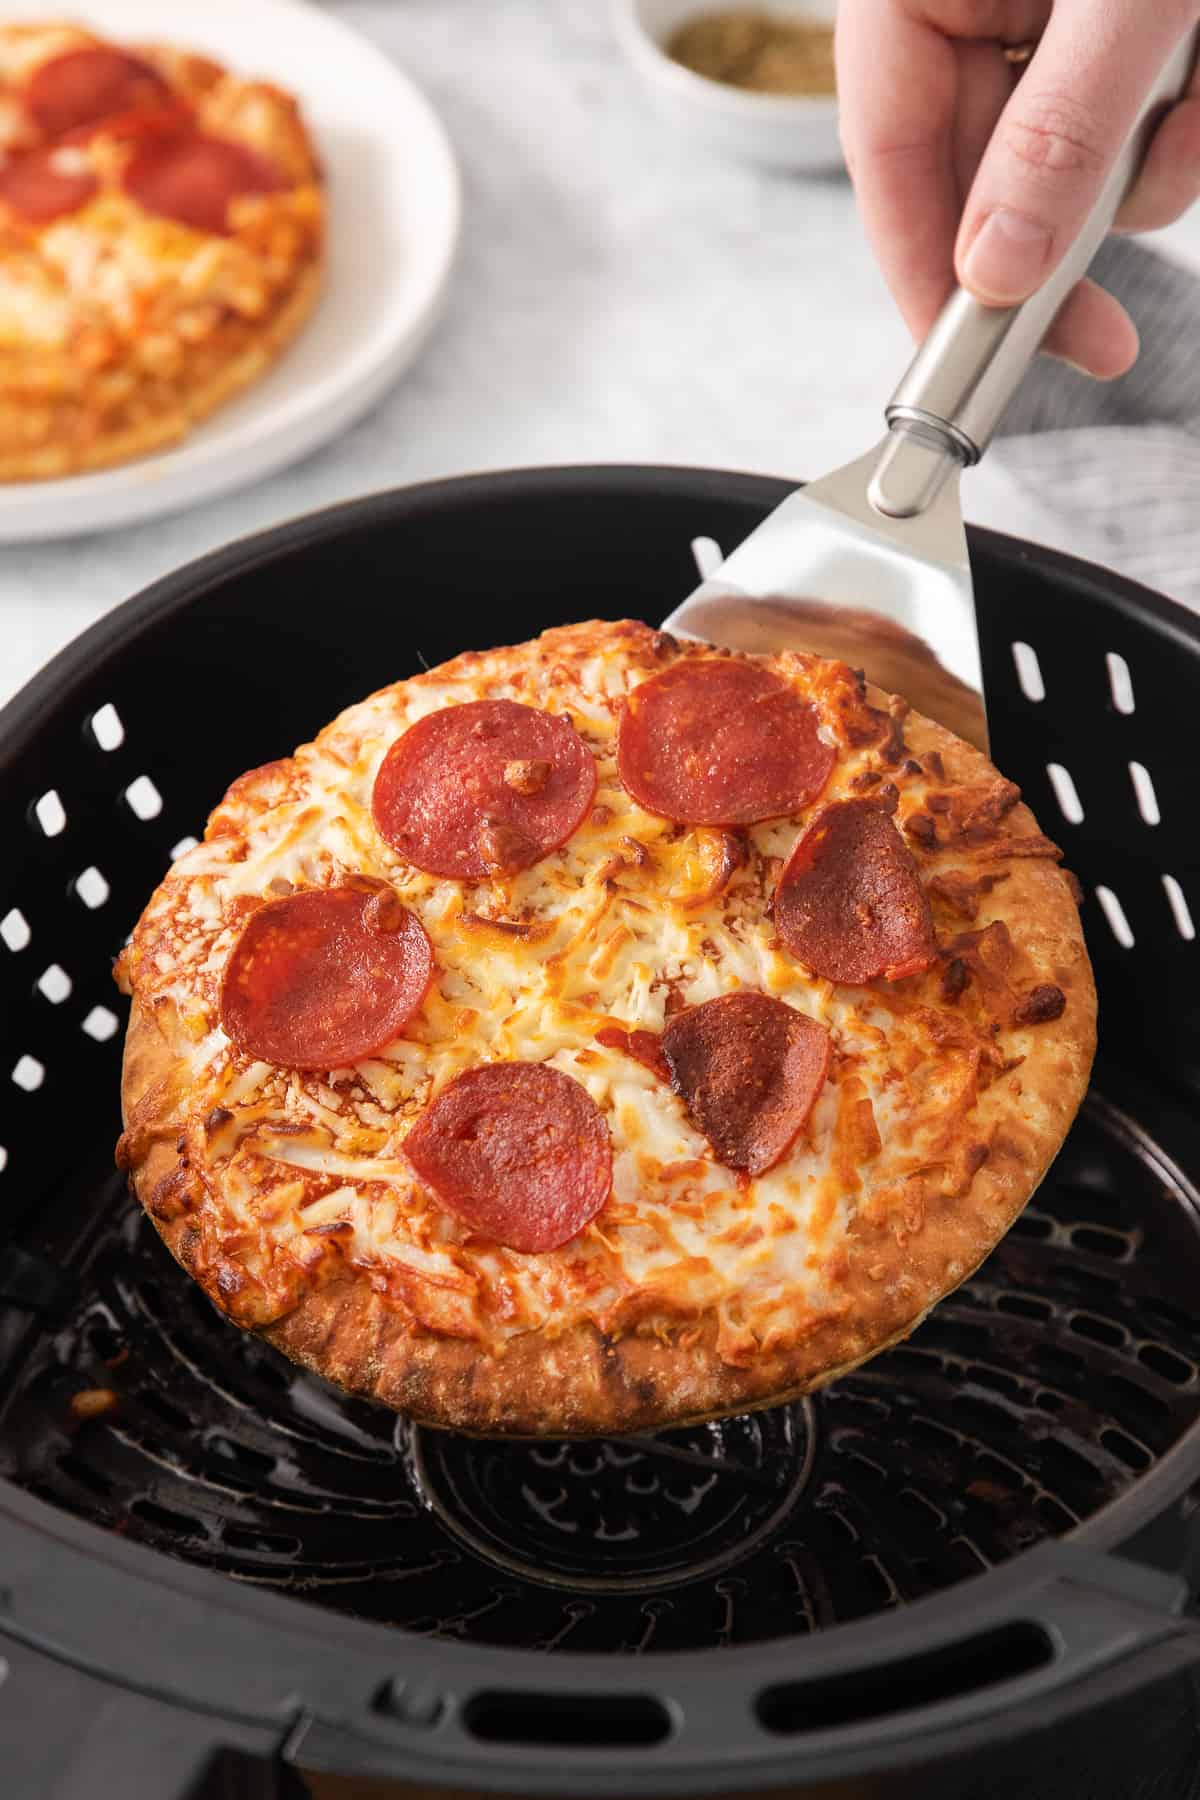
[2,1474,1196,1798]
[2,463,1199,1796]
[4,459,1200,756]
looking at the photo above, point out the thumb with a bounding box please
[955,0,1196,306]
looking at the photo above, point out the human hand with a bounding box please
[836,0,1200,378]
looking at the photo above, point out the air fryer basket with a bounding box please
[1,467,1199,1800]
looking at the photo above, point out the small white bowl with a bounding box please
[611,0,842,173]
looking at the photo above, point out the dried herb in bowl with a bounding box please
[667,9,836,96]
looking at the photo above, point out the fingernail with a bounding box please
[1048,352,1093,377]
[961,208,1053,302]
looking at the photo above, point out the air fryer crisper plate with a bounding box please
[3,1093,1198,1657]
[1,468,1198,1799]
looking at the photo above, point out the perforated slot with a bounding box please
[1105,1374,1170,1424]
[964,1364,1024,1403]
[1,908,31,951]
[1095,885,1135,949]
[1127,761,1160,825]
[124,775,163,821]
[464,1691,672,1748]
[1072,1225,1130,1260]
[1099,1428,1151,1473]
[995,1293,1051,1322]
[690,536,723,580]
[1037,1437,1105,1492]
[1071,1312,1127,1349]
[1032,1341,1085,1379]
[137,1389,191,1431]
[1035,1496,1075,1533]
[36,964,72,1004]
[74,867,110,910]
[1162,875,1195,942]
[0,1145,8,1174]
[1046,763,1083,825]
[129,1497,202,1537]
[895,1488,945,1528]
[756,1622,1052,1733]
[1010,641,1045,702]
[88,704,125,751]
[170,835,199,860]
[33,789,66,837]
[82,1006,120,1043]
[11,1055,45,1092]
[1059,1264,1120,1304]
[950,1391,1014,1435]
[1106,651,1135,714]
[1138,1343,1195,1385]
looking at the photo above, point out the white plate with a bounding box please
[0,0,461,540]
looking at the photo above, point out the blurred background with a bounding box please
[5,0,1200,704]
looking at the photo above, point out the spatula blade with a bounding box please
[663,442,988,752]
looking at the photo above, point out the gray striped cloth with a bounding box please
[966,236,1200,613]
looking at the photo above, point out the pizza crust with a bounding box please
[118,629,1095,1436]
[0,259,321,479]
[126,971,1082,1437]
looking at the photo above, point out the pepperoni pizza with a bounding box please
[116,620,1095,1435]
[0,23,322,478]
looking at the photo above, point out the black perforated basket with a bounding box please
[1,467,1199,1800]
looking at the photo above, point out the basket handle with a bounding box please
[0,1630,295,1800]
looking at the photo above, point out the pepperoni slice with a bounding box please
[373,699,597,881]
[25,47,168,137]
[0,148,98,223]
[775,798,936,985]
[122,132,285,235]
[662,992,830,1176]
[405,1062,612,1253]
[596,1024,671,1082]
[617,658,834,826]
[219,885,433,1070]
[63,96,195,148]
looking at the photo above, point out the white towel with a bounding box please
[962,237,1200,614]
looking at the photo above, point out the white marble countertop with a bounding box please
[4,0,1200,707]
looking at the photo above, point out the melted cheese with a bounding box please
[0,255,71,344]
[30,189,314,350]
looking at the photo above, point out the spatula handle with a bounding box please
[884,27,1199,463]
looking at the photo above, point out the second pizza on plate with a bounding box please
[116,620,1095,1436]
[0,21,323,478]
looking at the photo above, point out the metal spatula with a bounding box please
[663,32,1198,753]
